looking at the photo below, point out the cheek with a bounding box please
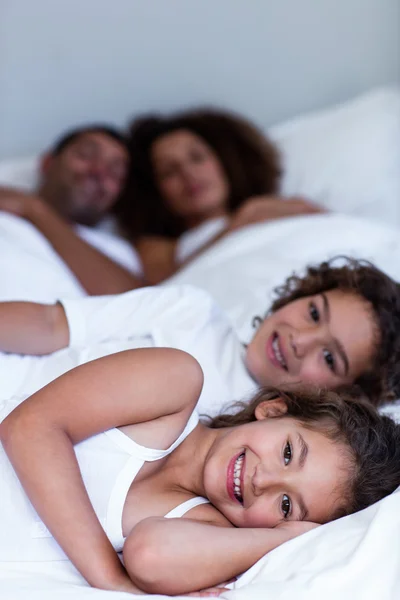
[104,178,121,196]
[158,177,184,204]
[241,503,279,528]
[206,160,228,191]
[66,158,91,178]
[299,360,334,386]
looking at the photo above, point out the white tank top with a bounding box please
[0,403,209,562]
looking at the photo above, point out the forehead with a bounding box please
[64,132,128,159]
[152,129,209,157]
[323,288,377,359]
[299,424,348,523]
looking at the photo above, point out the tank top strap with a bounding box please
[165,496,210,519]
[104,410,199,462]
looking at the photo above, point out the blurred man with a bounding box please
[0,125,144,294]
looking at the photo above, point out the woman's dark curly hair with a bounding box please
[208,386,400,521]
[266,257,400,405]
[115,107,281,239]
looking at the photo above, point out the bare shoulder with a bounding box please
[158,348,204,406]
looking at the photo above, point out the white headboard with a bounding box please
[0,0,399,159]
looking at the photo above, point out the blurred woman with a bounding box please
[118,108,321,283]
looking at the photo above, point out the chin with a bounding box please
[72,210,103,227]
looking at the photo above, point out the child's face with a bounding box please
[245,289,376,389]
[203,401,348,528]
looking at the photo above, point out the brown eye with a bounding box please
[309,302,320,323]
[323,349,336,372]
[189,150,207,163]
[281,494,291,518]
[283,441,292,466]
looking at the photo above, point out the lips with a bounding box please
[185,181,208,199]
[227,451,245,505]
[267,332,288,371]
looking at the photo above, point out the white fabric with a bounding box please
[75,221,143,276]
[270,86,400,228]
[0,212,142,303]
[0,401,201,561]
[0,285,256,417]
[0,213,86,302]
[176,216,228,263]
[164,496,210,519]
[0,156,39,190]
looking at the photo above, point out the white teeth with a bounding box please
[233,453,244,501]
[272,336,287,369]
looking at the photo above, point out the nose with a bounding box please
[89,159,108,181]
[252,463,284,496]
[177,160,199,182]
[290,326,327,360]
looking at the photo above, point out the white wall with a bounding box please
[0,0,399,159]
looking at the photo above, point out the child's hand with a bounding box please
[186,577,236,597]
[186,585,230,597]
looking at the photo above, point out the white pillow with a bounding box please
[0,156,39,190]
[270,87,400,227]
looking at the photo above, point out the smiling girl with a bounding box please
[1,348,399,596]
[1,258,400,410]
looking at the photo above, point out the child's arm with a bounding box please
[0,348,203,593]
[0,301,69,355]
[124,516,318,595]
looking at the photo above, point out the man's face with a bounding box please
[39,131,129,226]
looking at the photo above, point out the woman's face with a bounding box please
[246,289,377,389]
[151,129,230,226]
[203,401,348,527]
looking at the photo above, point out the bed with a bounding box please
[0,87,400,599]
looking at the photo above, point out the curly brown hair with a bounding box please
[115,107,281,239]
[266,257,400,405]
[207,386,400,520]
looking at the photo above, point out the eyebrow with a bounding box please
[298,433,309,468]
[321,293,350,376]
[298,498,309,522]
[297,433,309,521]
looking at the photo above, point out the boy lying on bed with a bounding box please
[1,348,400,596]
[1,258,400,414]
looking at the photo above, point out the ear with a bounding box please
[40,153,54,175]
[254,398,288,421]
